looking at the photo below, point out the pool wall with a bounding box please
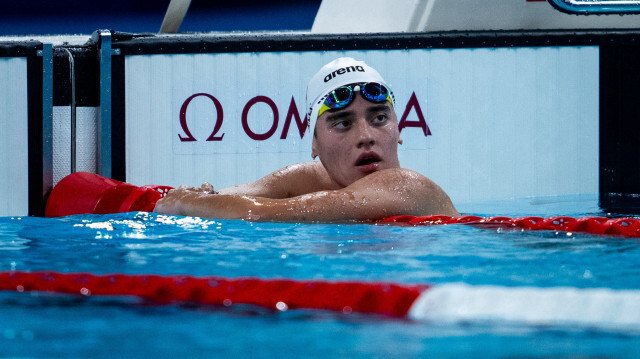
[1,30,639,216]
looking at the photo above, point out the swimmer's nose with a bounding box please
[356,122,375,148]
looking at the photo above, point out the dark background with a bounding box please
[0,0,322,35]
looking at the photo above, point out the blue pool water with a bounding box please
[1,194,639,358]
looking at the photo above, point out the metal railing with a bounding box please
[548,0,640,13]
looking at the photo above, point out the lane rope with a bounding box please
[2,271,640,329]
[378,215,640,237]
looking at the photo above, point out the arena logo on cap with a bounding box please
[324,65,365,82]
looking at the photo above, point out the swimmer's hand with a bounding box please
[199,182,219,194]
[154,187,195,216]
[154,183,219,216]
[154,183,262,219]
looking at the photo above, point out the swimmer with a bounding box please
[154,57,459,221]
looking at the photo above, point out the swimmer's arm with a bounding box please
[154,168,458,221]
[215,162,335,199]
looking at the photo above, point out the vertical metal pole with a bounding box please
[97,30,112,179]
[63,48,77,173]
[41,43,53,201]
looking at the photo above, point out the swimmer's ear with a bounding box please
[311,136,319,160]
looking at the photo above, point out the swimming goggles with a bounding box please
[317,82,394,118]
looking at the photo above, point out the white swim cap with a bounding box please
[306,57,392,130]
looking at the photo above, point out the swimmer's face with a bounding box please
[312,95,401,187]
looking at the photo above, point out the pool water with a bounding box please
[1,194,639,358]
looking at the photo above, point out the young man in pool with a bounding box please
[154,57,459,221]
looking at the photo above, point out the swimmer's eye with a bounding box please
[332,120,352,129]
[371,114,388,125]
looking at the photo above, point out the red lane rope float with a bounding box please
[0,271,428,317]
[45,172,173,217]
[378,215,640,237]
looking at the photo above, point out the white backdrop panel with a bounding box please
[125,47,598,205]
